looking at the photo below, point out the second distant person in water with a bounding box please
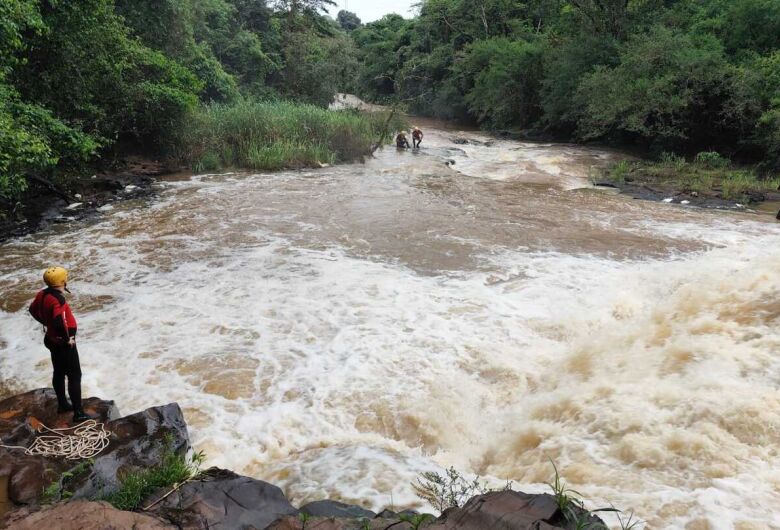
[396,130,410,149]
[412,126,424,149]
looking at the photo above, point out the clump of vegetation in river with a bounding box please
[601,152,780,203]
[172,100,405,172]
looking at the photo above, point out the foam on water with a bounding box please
[2,131,780,529]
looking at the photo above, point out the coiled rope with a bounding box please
[0,419,110,460]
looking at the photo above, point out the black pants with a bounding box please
[413,138,421,148]
[44,337,82,411]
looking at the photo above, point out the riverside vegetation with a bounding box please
[348,0,780,194]
[0,0,384,218]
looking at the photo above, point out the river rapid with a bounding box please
[2,121,780,529]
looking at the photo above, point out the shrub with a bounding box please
[694,151,729,169]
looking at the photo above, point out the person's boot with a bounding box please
[72,409,98,423]
[57,401,73,413]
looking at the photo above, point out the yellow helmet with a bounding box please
[43,267,68,287]
[400,130,408,135]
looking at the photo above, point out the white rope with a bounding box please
[0,420,110,460]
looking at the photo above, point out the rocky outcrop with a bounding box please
[146,468,298,529]
[1,389,607,530]
[0,389,188,508]
[2,500,174,529]
[73,401,189,499]
[267,515,413,530]
[0,389,118,505]
[301,500,377,520]
[427,491,603,530]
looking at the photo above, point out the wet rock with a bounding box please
[146,467,298,529]
[0,389,189,506]
[375,508,419,519]
[776,209,780,220]
[425,491,604,530]
[73,402,190,499]
[0,389,118,505]
[1,500,174,529]
[593,182,618,188]
[453,137,469,145]
[267,515,412,530]
[301,500,376,519]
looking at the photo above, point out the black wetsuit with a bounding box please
[45,337,82,411]
[396,135,410,148]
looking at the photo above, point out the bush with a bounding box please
[694,151,729,168]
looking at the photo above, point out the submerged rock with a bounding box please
[146,467,298,529]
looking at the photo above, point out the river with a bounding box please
[1,121,780,529]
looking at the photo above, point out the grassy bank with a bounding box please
[598,152,780,203]
[171,100,404,173]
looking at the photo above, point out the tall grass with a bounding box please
[171,100,403,172]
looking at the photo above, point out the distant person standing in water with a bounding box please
[396,130,410,149]
[412,126,424,149]
[29,267,94,423]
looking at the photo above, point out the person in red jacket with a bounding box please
[29,267,93,423]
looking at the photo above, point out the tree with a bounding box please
[337,10,362,31]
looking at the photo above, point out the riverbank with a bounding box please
[594,154,780,212]
[0,157,173,244]
[0,102,402,244]
[0,389,608,529]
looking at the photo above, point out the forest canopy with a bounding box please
[0,0,356,201]
[350,0,780,171]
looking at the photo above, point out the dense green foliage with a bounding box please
[171,101,402,171]
[351,0,780,171]
[0,0,360,204]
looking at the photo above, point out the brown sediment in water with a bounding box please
[2,118,780,527]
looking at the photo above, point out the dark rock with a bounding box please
[453,138,469,145]
[375,508,419,519]
[593,182,618,188]
[0,389,118,505]
[426,490,604,530]
[73,402,189,499]
[147,467,298,530]
[1,500,175,530]
[776,209,780,220]
[301,500,376,520]
[266,515,412,530]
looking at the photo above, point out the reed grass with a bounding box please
[170,100,403,172]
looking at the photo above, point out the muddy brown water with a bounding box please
[1,121,780,529]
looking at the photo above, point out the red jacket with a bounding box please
[29,288,77,342]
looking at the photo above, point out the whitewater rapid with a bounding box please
[2,124,780,529]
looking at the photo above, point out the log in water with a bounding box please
[1,123,779,528]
